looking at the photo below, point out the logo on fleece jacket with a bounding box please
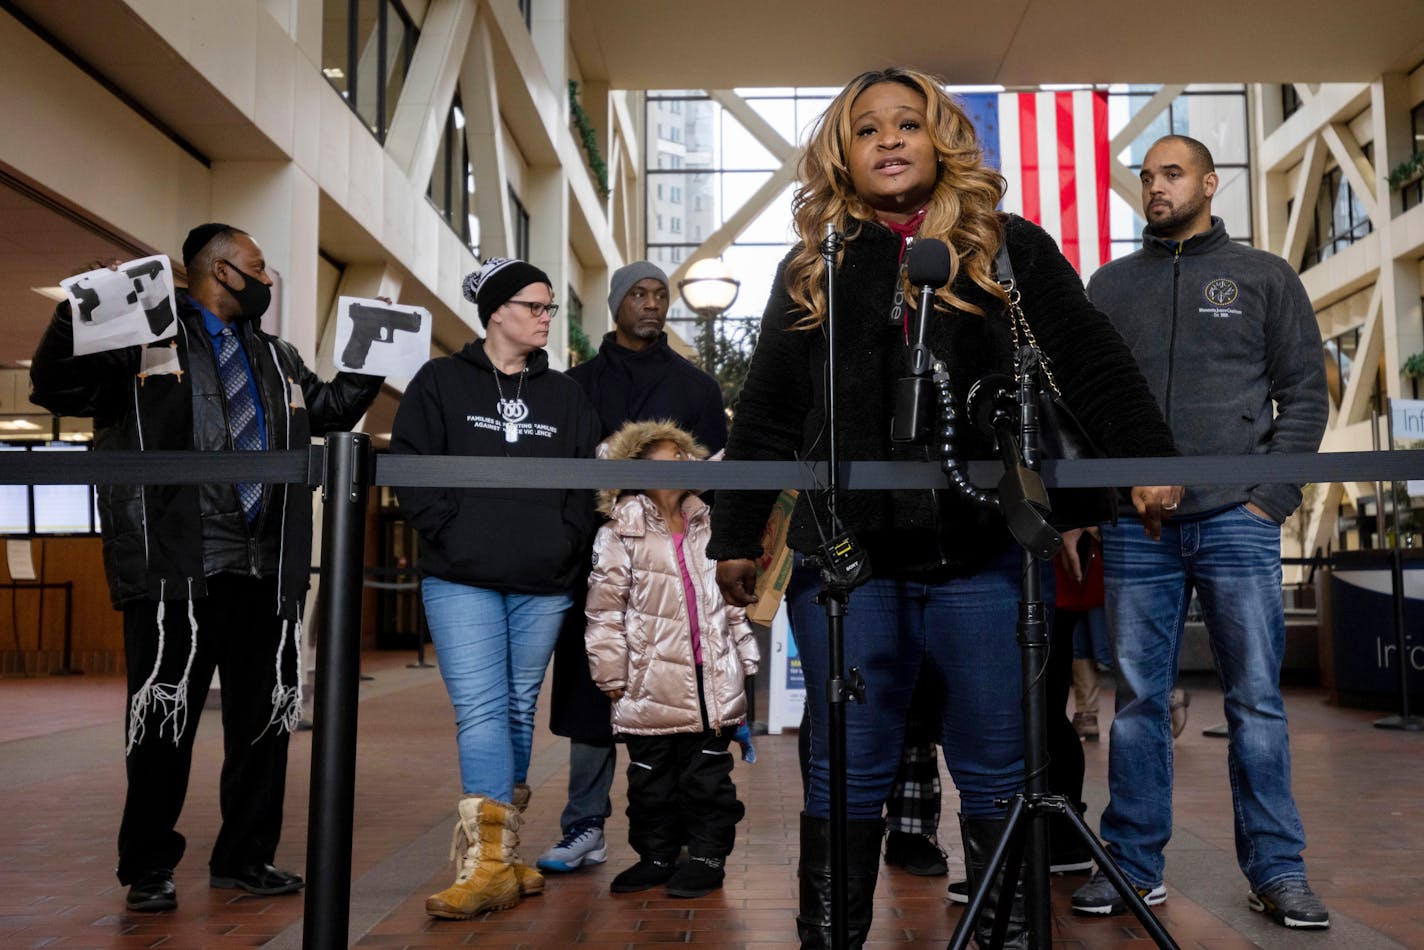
[1200,277,1242,318]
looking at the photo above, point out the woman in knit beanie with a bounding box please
[390,257,603,919]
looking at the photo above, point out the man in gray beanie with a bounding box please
[536,260,727,876]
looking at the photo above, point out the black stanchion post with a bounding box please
[303,433,372,950]
[52,581,80,675]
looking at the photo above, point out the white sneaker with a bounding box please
[535,824,607,872]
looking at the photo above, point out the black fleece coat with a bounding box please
[29,296,381,613]
[391,338,601,595]
[567,332,727,450]
[707,215,1177,579]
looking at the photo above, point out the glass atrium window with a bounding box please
[427,95,476,255]
[322,0,419,144]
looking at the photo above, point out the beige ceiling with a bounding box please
[568,0,1424,88]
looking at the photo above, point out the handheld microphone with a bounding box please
[892,238,953,443]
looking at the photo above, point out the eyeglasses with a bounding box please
[507,299,560,318]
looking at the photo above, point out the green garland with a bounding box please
[569,80,610,199]
[567,312,597,365]
[1386,151,1424,192]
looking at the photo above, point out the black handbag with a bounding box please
[995,240,1119,530]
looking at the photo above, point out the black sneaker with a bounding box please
[884,831,948,876]
[1071,870,1165,916]
[1248,879,1330,929]
[125,869,176,912]
[610,857,677,893]
[947,879,968,904]
[665,855,725,898]
[1049,836,1094,874]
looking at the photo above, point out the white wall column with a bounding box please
[209,161,321,362]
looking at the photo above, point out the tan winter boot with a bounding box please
[507,783,543,896]
[425,796,521,919]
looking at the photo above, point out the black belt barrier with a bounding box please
[3,443,1424,948]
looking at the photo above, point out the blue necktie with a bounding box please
[217,327,263,521]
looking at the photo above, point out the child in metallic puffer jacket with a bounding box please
[584,419,760,899]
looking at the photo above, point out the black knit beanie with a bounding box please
[462,257,552,326]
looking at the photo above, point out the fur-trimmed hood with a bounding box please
[596,418,707,515]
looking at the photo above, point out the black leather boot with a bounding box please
[958,814,1028,950]
[796,814,884,949]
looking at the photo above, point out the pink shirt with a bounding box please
[671,531,703,665]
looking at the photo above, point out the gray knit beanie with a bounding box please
[607,261,669,315]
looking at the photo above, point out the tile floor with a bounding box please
[1,652,1420,949]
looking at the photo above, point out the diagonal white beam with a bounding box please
[1320,122,1378,222]
[666,162,800,287]
[1107,85,1185,209]
[1281,135,1327,268]
[1337,283,1384,427]
[709,89,798,164]
[385,0,477,187]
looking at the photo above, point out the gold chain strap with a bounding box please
[1005,283,1062,398]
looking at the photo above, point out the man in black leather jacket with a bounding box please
[29,223,382,913]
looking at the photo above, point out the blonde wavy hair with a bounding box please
[785,67,1008,328]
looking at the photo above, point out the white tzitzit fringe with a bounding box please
[125,579,198,754]
[259,613,303,740]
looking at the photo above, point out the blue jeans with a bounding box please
[1071,606,1112,668]
[787,549,1032,819]
[1099,507,1308,891]
[422,576,570,801]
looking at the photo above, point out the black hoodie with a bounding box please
[391,338,602,594]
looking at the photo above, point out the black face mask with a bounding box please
[217,259,272,323]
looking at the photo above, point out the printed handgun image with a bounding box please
[333,295,431,377]
[70,259,176,336]
[341,302,422,369]
[61,255,180,356]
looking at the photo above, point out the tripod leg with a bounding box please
[1058,805,1180,950]
[948,798,1029,950]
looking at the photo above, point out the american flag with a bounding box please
[960,90,1111,278]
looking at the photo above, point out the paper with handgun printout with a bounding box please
[333,296,430,377]
[61,255,178,356]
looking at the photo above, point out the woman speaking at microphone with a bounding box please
[707,67,1179,948]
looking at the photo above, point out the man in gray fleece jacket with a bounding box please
[1070,135,1331,930]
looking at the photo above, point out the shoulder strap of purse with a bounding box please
[994,217,1065,398]
[994,228,1015,291]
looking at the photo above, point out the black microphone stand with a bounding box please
[816,223,868,950]
[945,346,1180,950]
